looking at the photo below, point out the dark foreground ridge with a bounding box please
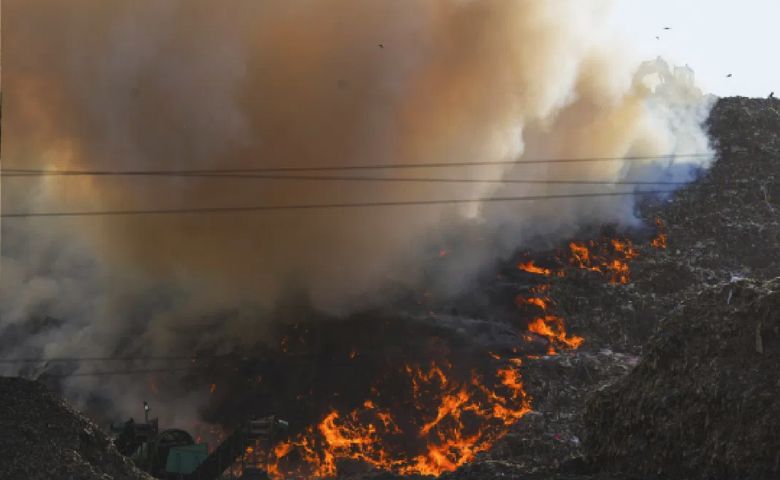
[585,278,780,479]
[0,376,152,480]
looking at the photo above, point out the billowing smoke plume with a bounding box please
[2,0,712,419]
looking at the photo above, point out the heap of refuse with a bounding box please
[0,377,152,480]
[3,97,779,480]
[584,278,780,479]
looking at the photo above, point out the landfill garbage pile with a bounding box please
[408,96,780,479]
[558,96,780,353]
[437,350,638,480]
[0,377,153,480]
[572,97,780,480]
[439,96,780,479]
[3,97,778,480]
[584,278,780,479]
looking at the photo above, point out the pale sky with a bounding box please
[611,0,780,98]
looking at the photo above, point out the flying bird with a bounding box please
[726,74,733,78]
[378,43,384,49]
[664,27,671,30]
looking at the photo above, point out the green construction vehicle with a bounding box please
[111,402,288,480]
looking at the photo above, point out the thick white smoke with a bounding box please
[1,0,713,420]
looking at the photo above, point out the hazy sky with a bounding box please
[611,0,779,98]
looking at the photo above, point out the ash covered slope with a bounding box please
[0,377,153,480]
[584,278,780,480]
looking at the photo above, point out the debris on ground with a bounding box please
[584,278,780,479]
[0,377,153,480]
[4,97,779,479]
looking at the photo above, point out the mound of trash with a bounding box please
[0,376,152,480]
[584,278,780,479]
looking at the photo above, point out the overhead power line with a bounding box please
[1,190,680,218]
[0,349,514,365]
[0,153,712,176]
[0,355,234,364]
[41,368,191,378]
[10,352,531,377]
[0,171,714,186]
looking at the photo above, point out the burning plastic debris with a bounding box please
[262,361,530,478]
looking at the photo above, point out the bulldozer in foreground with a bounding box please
[111,402,288,480]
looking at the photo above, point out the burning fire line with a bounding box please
[249,223,668,478]
[517,224,667,353]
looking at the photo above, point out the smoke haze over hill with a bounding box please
[1,1,713,421]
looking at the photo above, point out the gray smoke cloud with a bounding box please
[1,0,713,420]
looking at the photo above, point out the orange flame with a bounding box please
[568,242,602,273]
[266,362,531,478]
[611,239,638,259]
[567,239,638,284]
[606,259,630,284]
[516,296,549,311]
[263,232,661,477]
[527,316,584,350]
[517,261,552,276]
[651,218,668,249]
